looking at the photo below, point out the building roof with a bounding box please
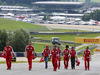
[0,6,28,9]
[32,1,84,5]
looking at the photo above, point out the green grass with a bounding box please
[34,43,64,52]
[77,45,94,51]
[0,18,48,31]
[77,48,94,58]
[31,33,100,41]
[33,43,50,52]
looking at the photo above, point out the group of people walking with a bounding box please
[1,42,91,71]
[42,45,77,71]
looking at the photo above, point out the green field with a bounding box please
[0,19,48,31]
[77,45,94,51]
[32,33,100,41]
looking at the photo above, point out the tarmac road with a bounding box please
[37,24,100,32]
[0,53,100,75]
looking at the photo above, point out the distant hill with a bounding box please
[0,18,48,31]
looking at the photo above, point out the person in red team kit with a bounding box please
[70,46,77,69]
[51,45,58,71]
[63,45,70,69]
[57,45,61,69]
[3,42,15,70]
[83,47,91,70]
[42,45,50,69]
[25,42,35,70]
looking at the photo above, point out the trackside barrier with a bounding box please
[30,32,100,35]
[76,45,97,55]
[0,45,97,57]
[0,52,40,57]
[42,39,78,44]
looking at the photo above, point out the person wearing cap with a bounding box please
[63,45,70,69]
[51,45,58,71]
[83,47,91,70]
[3,42,15,70]
[42,45,50,69]
[25,42,35,70]
[57,45,62,69]
[70,46,77,69]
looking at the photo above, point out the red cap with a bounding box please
[46,45,49,47]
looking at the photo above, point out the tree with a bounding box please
[43,15,51,21]
[91,10,100,21]
[43,15,47,21]
[0,30,8,51]
[82,14,91,21]
[9,28,30,52]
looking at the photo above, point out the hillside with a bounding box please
[0,18,48,31]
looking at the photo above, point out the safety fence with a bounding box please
[0,45,97,57]
[30,31,100,35]
[76,45,97,55]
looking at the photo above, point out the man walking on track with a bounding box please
[57,45,61,69]
[3,42,15,70]
[83,47,91,70]
[42,45,50,69]
[63,45,70,69]
[51,45,58,71]
[25,42,35,70]
[70,46,77,69]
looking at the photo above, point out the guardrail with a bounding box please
[76,45,97,55]
[0,45,97,57]
[42,39,77,44]
[0,52,41,57]
[30,31,100,35]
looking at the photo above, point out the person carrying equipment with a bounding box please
[63,45,70,69]
[25,42,35,71]
[42,45,50,69]
[83,47,91,70]
[3,42,15,70]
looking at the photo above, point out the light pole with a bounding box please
[65,11,68,23]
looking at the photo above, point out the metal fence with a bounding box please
[30,31,100,35]
[76,45,97,55]
[0,45,97,57]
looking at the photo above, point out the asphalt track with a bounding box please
[0,53,100,75]
[37,24,100,31]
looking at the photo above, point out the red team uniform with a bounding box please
[70,49,76,69]
[84,50,91,70]
[51,49,58,71]
[63,49,70,69]
[42,48,50,68]
[57,49,61,69]
[4,46,15,70]
[25,45,34,70]
[43,48,50,57]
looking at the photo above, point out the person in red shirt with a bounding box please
[25,42,35,70]
[70,46,77,69]
[3,42,15,70]
[63,45,70,69]
[57,45,61,69]
[83,47,91,70]
[51,45,58,71]
[42,45,50,69]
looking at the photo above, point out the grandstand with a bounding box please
[32,1,85,13]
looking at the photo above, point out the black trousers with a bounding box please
[71,57,75,68]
